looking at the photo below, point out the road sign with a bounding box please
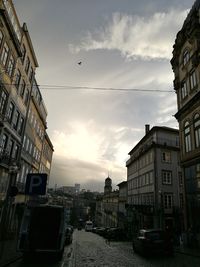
[25,173,47,195]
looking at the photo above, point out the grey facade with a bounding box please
[126,126,182,235]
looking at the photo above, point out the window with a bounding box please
[164,194,173,209]
[13,110,20,130]
[7,139,14,157]
[21,44,26,63]
[183,49,190,65]
[181,80,188,99]
[162,171,172,184]
[29,66,34,82]
[29,142,32,155]
[25,56,30,74]
[23,135,26,148]
[162,151,171,163]
[0,134,8,153]
[0,90,7,114]
[18,117,24,135]
[12,144,19,159]
[15,69,21,90]
[26,138,29,152]
[0,30,3,46]
[20,80,26,98]
[179,172,183,186]
[194,114,200,148]
[24,88,29,106]
[1,42,9,66]
[197,164,200,189]
[7,54,14,77]
[184,121,192,152]
[7,102,14,122]
[189,70,197,90]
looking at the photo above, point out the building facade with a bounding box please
[126,125,183,235]
[171,0,200,244]
[117,181,127,230]
[0,0,53,236]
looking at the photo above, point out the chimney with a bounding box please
[145,124,150,135]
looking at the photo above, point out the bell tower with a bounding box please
[104,176,112,194]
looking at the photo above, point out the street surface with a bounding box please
[9,229,200,267]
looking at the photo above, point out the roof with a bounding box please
[128,126,179,155]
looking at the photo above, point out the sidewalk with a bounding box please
[175,245,200,258]
[0,238,22,267]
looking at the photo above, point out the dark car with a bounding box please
[132,229,173,256]
[106,227,127,241]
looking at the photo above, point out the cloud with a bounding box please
[69,9,188,60]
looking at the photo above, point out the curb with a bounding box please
[0,255,22,267]
[175,249,200,258]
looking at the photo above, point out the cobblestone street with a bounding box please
[71,230,200,267]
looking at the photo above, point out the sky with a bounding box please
[13,0,195,192]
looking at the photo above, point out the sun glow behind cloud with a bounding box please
[69,9,188,60]
[51,122,134,172]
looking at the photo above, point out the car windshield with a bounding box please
[145,231,163,240]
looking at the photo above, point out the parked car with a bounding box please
[106,227,127,241]
[132,229,174,256]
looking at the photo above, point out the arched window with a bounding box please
[184,121,192,152]
[194,113,200,148]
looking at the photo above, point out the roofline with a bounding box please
[22,23,39,67]
[128,126,179,155]
[117,181,127,187]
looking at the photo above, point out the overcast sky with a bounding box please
[13,0,194,192]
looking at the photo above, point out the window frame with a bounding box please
[6,54,15,77]
[164,194,173,209]
[162,170,172,185]
[0,89,8,115]
[1,42,9,66]
[194,114,200,148]
[183,49,190,66]
[162,151,171,163]
[189,69,197,90]
[181,80,188,99]
[184,121,192,152]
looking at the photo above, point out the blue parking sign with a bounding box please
[25,173,47,195]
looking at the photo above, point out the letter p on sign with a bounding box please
[25,173,47,195]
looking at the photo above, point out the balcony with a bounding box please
[0,150,13,166]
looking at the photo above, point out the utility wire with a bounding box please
[1,81,174,93]
[38,84,174,93]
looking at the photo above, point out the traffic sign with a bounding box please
[25,173,47,195]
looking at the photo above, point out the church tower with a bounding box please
[104,176,112,194]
